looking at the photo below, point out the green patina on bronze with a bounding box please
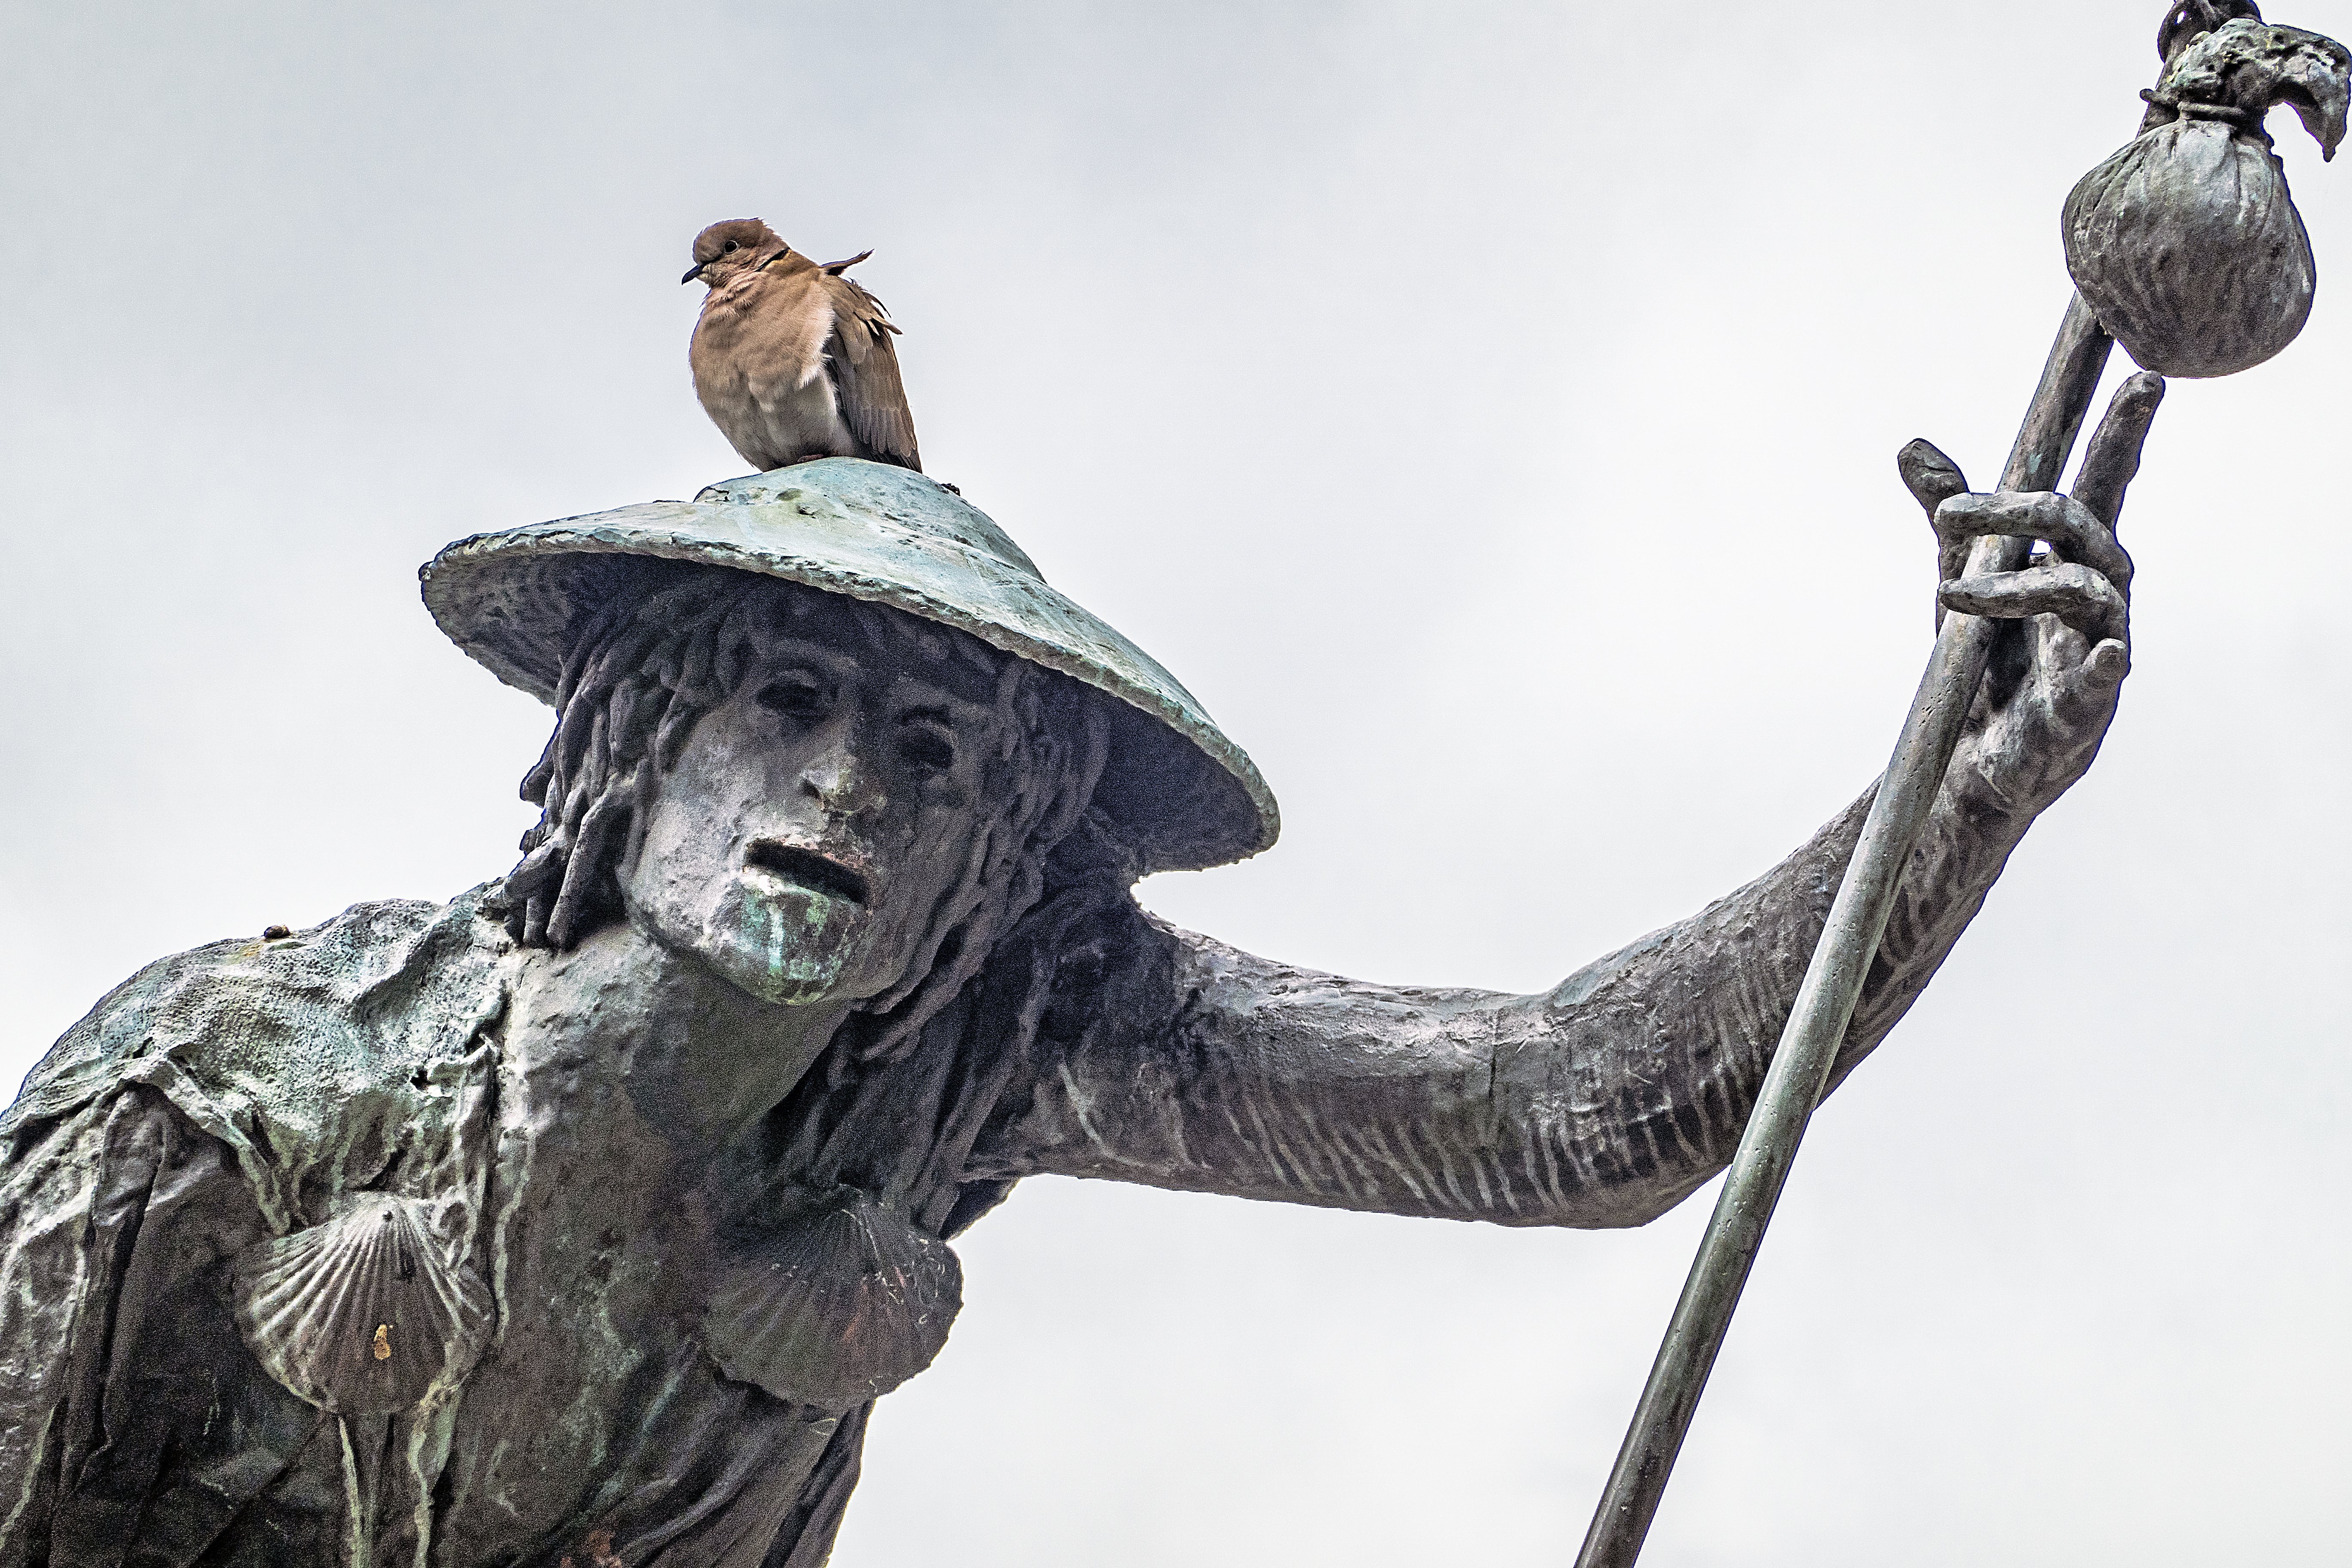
[1,9,2276,1561]
[420,457,1280,876]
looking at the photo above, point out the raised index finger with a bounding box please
[2071,372,2165,532]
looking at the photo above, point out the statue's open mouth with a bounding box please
[743,842,870,906]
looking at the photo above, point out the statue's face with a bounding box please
[618,624,1001,1007]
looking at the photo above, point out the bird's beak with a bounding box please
[680,263,706,285]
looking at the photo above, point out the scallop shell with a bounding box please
[233,1193,491,1414]
[704,1188,963,1412]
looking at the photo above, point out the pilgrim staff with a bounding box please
[1577,7,2352,1562]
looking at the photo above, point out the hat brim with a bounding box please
[418,459,1277,876]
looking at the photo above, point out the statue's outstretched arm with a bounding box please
[974,408,2157,1229]
[979,792,1878,1229]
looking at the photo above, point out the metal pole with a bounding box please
[1571,294,2116,1568]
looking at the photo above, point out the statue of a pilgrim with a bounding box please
[0,445,2141,1566]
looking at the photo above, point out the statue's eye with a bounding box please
[756,677,828,728]
[897,716,956,775]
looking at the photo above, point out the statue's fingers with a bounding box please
[1898,438,1969,521]
[1939,562,2128,644]
[506,839,564,900]
[2070,372,2165,532]
[2081,637,2129,693]
[2040,636,2132,730]
[1934,492,2133,592]
[1899,441,1974,622]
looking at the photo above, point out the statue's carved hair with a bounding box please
[500,561,1117,1064]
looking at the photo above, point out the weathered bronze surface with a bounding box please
[0,445,2141,1565]
[1574,5,2351,1558]
[1576,303,2158,1568]
[2064,15,2351,376]
[3,5,2331,1563]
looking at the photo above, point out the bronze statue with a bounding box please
[7,7,2344,1563]
[0,445,2143,1565]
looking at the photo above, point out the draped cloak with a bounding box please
[0,890,885,1568]
[1,790,1946,1567]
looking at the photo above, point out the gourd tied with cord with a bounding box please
[2065,3,2352,376]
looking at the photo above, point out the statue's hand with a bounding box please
[1895,372,2163,818]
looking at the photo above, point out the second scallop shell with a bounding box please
[704,1188,963,1413]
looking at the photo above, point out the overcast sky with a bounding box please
[4,2,2348,1562]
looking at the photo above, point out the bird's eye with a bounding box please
[723,240,740,253]
[756,676,828,728]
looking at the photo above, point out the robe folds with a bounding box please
[2,789,1959,1567]
[0,892,880,1568]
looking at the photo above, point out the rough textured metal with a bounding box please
[1574,12,2352,1554]
[234,1192,493,1415]
[0,633,2135,1565]
[0,77,2176,1568]
[1577,295,2142,1568]
[420,456,1278,875]
[704,1188,964,1413]
[2063,18,2352,376]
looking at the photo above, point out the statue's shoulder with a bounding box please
[3,887,515,1210]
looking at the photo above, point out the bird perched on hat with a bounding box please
[682,218,922,473]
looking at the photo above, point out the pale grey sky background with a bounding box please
[3,2,2347,1562]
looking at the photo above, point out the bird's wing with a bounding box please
[818,264,921,472]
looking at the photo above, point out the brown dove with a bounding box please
[682,218,921,472]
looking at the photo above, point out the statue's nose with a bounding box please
[799,736,880,816]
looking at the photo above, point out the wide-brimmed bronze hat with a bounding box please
[420,458,1277,874]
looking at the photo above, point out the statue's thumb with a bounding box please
[1898,438,1969,521]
